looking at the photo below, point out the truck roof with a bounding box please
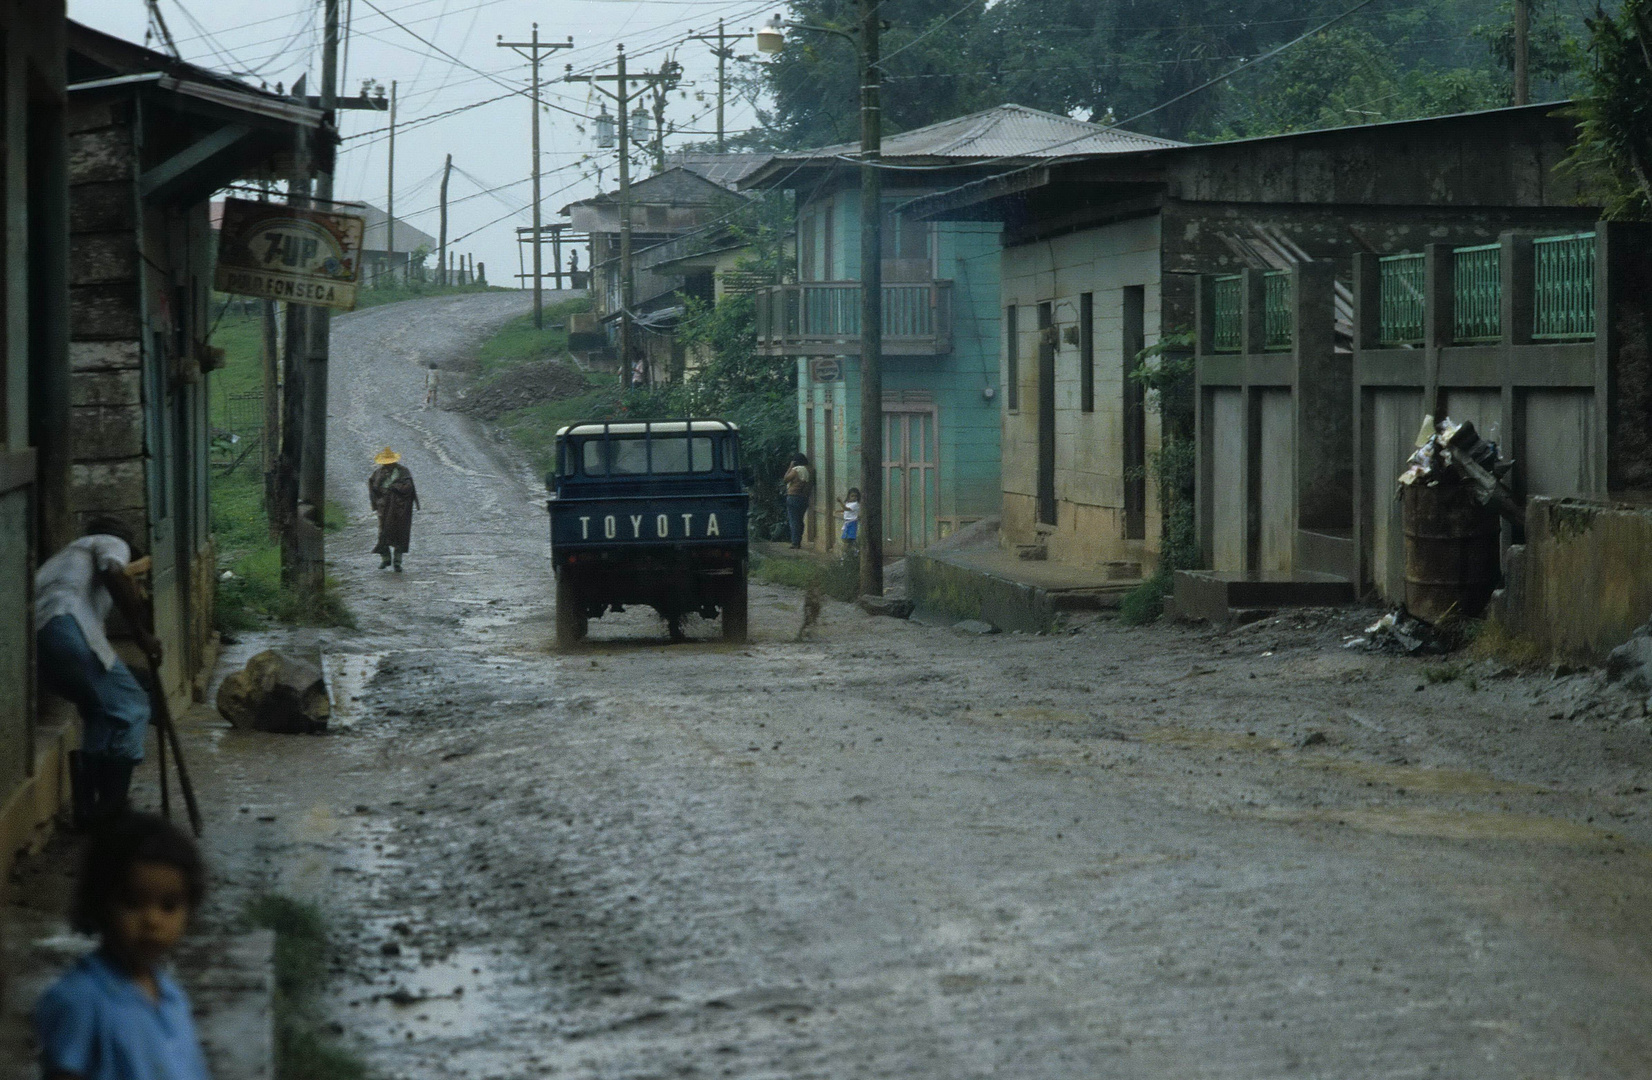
[555,419,740,437]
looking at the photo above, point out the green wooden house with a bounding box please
[740,105,1176,554]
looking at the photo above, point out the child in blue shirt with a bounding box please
[34,811,211,1080]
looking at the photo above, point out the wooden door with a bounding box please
[882,406,939,556]
[1036,302,1056,526]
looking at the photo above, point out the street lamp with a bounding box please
[755,15,786,54]
[759,4,885,598]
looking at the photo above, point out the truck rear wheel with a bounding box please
[722,561,749,643]
[555,571,587,647]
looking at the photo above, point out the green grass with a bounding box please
[207,309,354,632]
[474,297,590,379]
[751,550,862,603]
[246,895,368,1080]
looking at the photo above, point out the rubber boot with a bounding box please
[89,761,134,818]
[68,750,94,829]
[392,548,403,573]
[380,551,393,569]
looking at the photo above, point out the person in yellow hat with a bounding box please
[368,448,420,571]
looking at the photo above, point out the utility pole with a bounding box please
[567,47,680,387]
[437,153,452,286]
[385,80,397,284]
[688,19,752,153]
[1513,0,1530,106]
[650,68,670,173]
[499,26,574,330]
[295,0,345,592]
[857,0,883,597]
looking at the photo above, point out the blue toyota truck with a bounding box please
[546,419,749,646]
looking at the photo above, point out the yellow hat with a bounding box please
[373,447,401,465]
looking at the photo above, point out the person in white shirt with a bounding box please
[838,487,861,549]
[35,518,161,823]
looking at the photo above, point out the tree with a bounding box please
[1565,0,1652,218]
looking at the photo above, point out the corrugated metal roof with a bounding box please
[786,104,1180,163]
[668,152,775,189]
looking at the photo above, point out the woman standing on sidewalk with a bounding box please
[782,453,811,549]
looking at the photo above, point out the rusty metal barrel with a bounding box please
[1403,482,1501,623]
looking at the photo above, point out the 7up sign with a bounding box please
[214,198,365,310]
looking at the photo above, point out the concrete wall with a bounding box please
[999,214,1163,570]
[1501,497,1652,661]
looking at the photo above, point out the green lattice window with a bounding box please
[1378,253,1425,346]
[1533,232,1596,340]
[1212,275,1241,353]
[1263,271,1291,351]
[1452,244,1501,343]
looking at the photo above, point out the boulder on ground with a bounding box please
[952,619,999,635]
[858,595,914,619]
[216,650,330,734]
[1606,622,1652,694]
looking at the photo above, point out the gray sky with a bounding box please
[70,0,778,286]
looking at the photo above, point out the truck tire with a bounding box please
[555,571,587,647]
[722,561,749,643]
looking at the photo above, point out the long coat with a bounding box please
[369,463,419,554]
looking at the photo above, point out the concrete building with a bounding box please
[742,105,1176,554]
[66,22,324,709]
[0,0,72,880]
[908,103,1600,589]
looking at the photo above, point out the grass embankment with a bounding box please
[208,309,352,632]
[751,549,862,602]
[469,298,611,475]
[246,895,366,1080]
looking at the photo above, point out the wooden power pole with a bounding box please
[857,0,883,597]
[499,25,574,329]
[566,47,680,386]
[385,79,396,284]
[1513,0,1530,106]
[438,153,452,285]
[688,19,752,153]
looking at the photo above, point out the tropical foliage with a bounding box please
[741,0,1594,149]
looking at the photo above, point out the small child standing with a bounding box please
[839,487,861,548]
[34,812,211,1080]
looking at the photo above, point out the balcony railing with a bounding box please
[754,281,954,356]
[1533,231,1596,340]
[1378,252,1425,346]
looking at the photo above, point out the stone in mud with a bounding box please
[952,619,999,635]
[1606,623,1652,693]
[858,595,914,619]
[216,650,330,734]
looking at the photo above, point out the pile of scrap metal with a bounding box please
[1397,416,1523,524]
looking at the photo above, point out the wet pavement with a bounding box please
[174,293,1652,1079]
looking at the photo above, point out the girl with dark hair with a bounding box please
[35,811,210,1080]
[782,453,811,548]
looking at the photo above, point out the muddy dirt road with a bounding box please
[188,293,1652,1079]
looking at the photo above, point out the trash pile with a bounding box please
[451,360,588,420]
[1344,611,1452,654]
[1397,415,1522,524]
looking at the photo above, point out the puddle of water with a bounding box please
[1250,805,1638,848]
[1142,726,1546,797]
[323,651,387,730]
[331,945,509,1044]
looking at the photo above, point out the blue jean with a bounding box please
[37,615,150,765]
[785,494,809,546]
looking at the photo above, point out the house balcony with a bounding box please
[753,281,953,357]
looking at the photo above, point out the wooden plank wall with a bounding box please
[66,96,147,540]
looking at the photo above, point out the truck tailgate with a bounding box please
[550,493,748,549]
